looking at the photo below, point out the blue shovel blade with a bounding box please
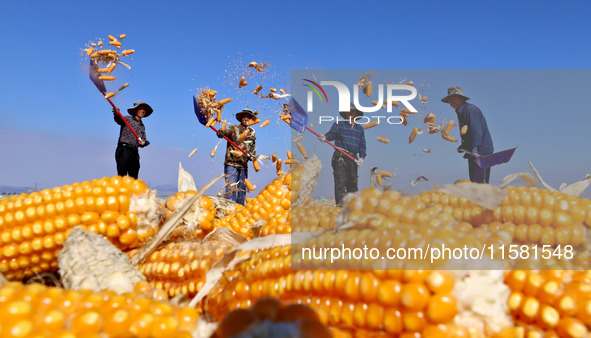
[287,98,308,133]
[89,59,106,93]
[476,147,517,169]
[193,96,208,126]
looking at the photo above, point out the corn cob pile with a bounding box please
[0,176,159,280]
[212,174,291,238]
[158,191,217,240]
[0,282,198,337]
[1,163,591,337]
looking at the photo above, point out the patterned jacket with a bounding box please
[218,124,256,169]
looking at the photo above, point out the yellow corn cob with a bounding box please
[285,159,299,165]
[366,81,372,97]
[221,120,227,131]
[104,92,115,99]
[400,108,415,115]
[424,113,436,124]
[0,176,158,280]
[248,118,260,126]
[118,83,129,91]
[239,76,248,88]
[363,121,379,129]
[109,41,122,48]
[98,49,114,55]
[205,117,215,128]
[409,127,419,144]
[205,245,461,336]
[210,149,216,157]
[121,49,135,56]
[297,143,309,159]
[272,154,277,163]
[292,201,340,232]
[107,63,116,73]
[253,85,263,95]
[96,68,109,73]
[0,282,198,337]
[158,191,216,238]
[244,179,255,192]
[253,159,260,172]
[239,129,249,140]
[188,148,198,158]
[286,151,293,159]
[108,35,116,41]
[376,174,383,186]
[119,34,126,39]
[443,120,455,135]
[276,159,283,174]
[215,98,232,107]
[505,270,591,337]
[442,134,457,142]
[213,175,291,238]
[376,136,390,144]
[378,170,393,178]
[90,52,99,58]
[269,88,277,92]
[99,76,115,81]
[97,40,103,46]
[260,120,270,127]
[129,240,233,298]
[85,47,94,56]
[292,136,303,143]
[461,125,468,135]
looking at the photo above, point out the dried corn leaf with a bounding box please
[438,182,508,210]
[499,173,538,188]
[178,162,197,192]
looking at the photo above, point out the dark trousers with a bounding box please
[468,158,491,183]
[116,145,140,179]
[332,151,358,206]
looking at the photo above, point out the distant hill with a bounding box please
[151,184,178,197]
[0,185,34,196]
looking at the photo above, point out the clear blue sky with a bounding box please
[1,0,590,197]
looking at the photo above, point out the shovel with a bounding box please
[287,98,357,162]
[461,147,517,169]
[89,60,141,141]
[193,96,250,157]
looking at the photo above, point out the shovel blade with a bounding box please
[193,96,208,126]
[287,98,308,133]
[476,147,517,169]
[89,59,107,93]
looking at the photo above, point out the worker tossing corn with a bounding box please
[113,101,153,179]
[317,103,367,206]
[216,108,258,205]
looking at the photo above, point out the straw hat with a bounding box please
[339,103,364,118]
[127,100,153,117]
[441,87,470,103]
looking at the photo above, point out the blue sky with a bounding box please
[1,0,590,197]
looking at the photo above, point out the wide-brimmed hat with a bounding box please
[441,87,470,103]
[339,103,364,118]
[236,109,257,122]
[127,100,153,117]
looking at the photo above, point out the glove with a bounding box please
[318,134,326,142]
[216,131,224,138]
[356,158,364,167]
